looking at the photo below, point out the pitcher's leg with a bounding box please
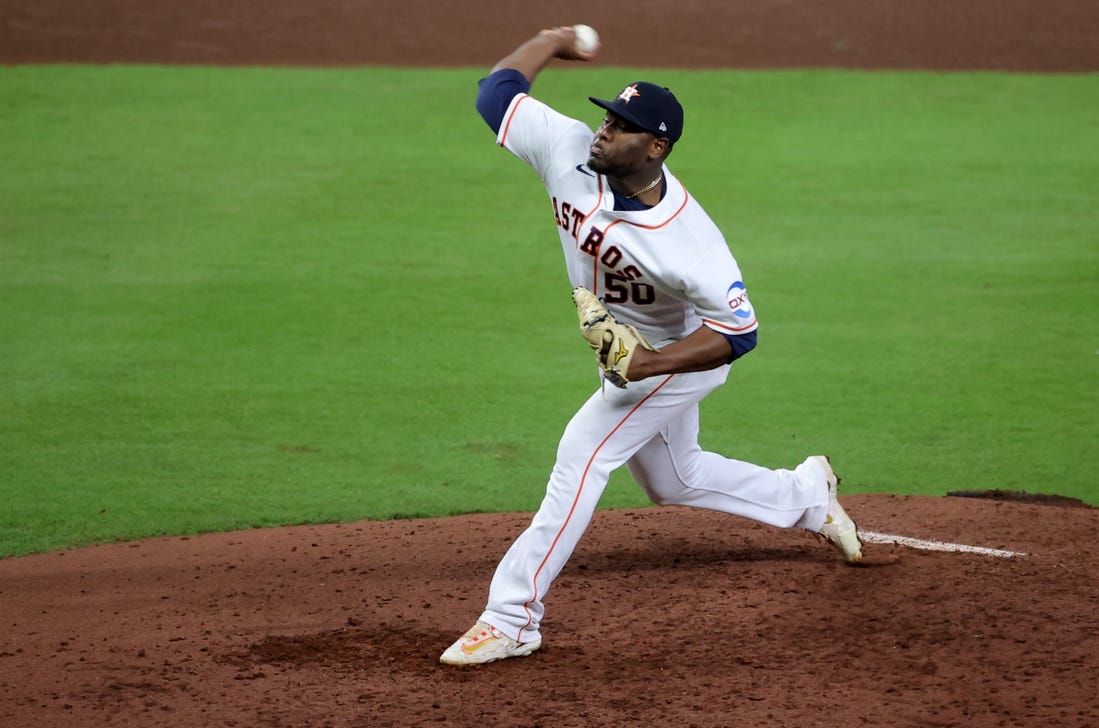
[479,460,604,644]
[627,407,829,529]
[481,375,682,643]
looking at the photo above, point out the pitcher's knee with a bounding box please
[646,491,680,506]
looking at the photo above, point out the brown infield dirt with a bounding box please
[2,2,1098,726]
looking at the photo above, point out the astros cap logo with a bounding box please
[617,84,641,103]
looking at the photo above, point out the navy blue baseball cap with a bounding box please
[589,82,684,143]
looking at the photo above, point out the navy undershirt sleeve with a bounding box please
[722,330,757,362]
[476,68,533,134]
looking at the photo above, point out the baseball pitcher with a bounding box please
[440,26,863,666]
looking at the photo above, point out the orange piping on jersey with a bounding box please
[498,94,531,148]
[517,374,676,643]
[619,180,692,232]
[587,181,692,293]
[580,176,605,222]
[577,178,605,296]
[703,317,758,333]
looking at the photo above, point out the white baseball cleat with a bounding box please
[810,455,864,564]
[439,621,542,666]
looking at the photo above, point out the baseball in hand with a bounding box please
[573,24,600,54]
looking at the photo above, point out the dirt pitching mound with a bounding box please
[1,496,1098,726]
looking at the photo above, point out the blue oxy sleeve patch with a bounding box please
[726,281,753,320]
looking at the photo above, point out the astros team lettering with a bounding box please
[553,197,657,305]
[552,197,586,238]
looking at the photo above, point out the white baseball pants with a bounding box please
[480,365,830,644]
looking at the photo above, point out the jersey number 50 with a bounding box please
[604,271,655,305]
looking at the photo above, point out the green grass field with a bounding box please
[2,65,1096,557]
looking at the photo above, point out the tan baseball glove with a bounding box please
[571,287,656,388]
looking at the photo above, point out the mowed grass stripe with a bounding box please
[1,65,1096,556]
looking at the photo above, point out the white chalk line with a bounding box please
[861,530,1026,558]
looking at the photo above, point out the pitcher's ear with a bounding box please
[650,136,672,161]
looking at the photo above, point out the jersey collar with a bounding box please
[598,166,689,226]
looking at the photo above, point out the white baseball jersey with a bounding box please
[476,89,829,646]
[496,92,758,348]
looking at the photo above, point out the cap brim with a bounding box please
[588,96,660,137]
